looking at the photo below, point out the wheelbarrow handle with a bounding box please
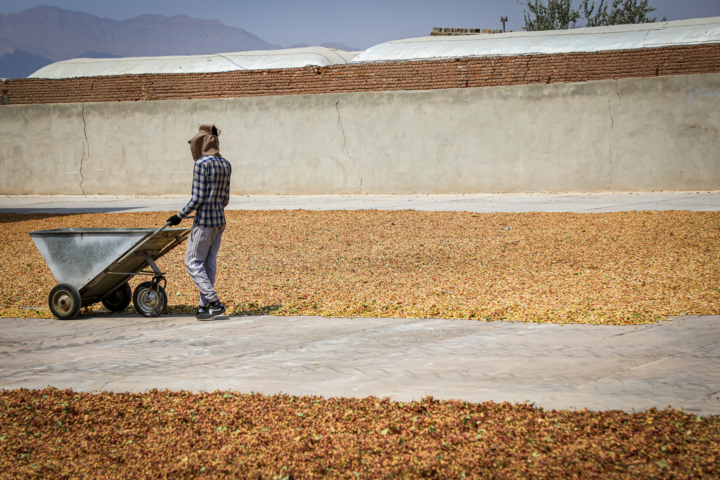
[106,216,196,273]
[162,215,195,228]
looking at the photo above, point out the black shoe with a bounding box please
[197,301,226,320]
[196,305,207,319]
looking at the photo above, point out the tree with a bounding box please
[581,0,666,27]
[520,0,582,30]
[519,0,666,31]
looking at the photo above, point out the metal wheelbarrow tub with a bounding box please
[29,225,190,319]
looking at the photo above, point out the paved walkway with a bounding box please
[1,314,718,415]
[1,191,719,214]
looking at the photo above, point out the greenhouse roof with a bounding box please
[29,47,360,79]
[352,17,720,63]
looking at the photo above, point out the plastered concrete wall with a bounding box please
[1,73,718,195]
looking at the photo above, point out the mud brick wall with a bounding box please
[2,44,720,105]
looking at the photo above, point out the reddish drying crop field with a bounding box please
[2,210,719,325]
[1,389,718,478]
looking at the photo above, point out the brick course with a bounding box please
[3,44,720,105]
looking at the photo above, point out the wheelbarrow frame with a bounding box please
[84,221,191,306]
[30,219,193,319]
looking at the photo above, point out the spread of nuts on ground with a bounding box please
[2,210,718,324]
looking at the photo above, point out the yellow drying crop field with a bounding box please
[1,210,718,324]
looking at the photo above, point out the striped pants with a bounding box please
[184,225,225,307]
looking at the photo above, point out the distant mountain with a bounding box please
[0,5,280,63]
[0,48,122,79]
[0,49,53,78]
[289,42,362,52]
[0,37,14,56]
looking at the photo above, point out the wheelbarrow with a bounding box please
[29,220,192,320]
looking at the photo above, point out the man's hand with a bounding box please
[167,214,181,226]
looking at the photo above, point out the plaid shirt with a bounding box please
[178,156,232,227]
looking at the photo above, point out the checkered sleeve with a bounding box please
[178,161,207,219]
[222,161,232,208]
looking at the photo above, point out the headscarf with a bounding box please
[188,124,221,160]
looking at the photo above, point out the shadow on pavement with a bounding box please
[198,315,232,322]
[229,304,282,316]
[0,207,145,216]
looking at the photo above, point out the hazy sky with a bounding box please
[1,0,719,50]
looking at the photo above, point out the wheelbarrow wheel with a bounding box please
[133,282,167,317]
[101,283,132,313]
[48,284,81,320]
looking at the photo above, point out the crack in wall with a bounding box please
[606,80,621,190]
[79,103,89,195]
[335,98,362,194]
[607,100,614,190]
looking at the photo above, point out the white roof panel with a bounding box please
[352,17,720,63]
[29,47,360,79]
[29,17,720,79]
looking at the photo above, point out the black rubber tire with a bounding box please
[132,282,167,318]
[101,283,132,313]
[48,284,82,320]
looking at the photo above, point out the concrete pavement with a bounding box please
[1,191,719,214]
[1,314,718,415]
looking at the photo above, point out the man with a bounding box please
[167,125,232,320]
